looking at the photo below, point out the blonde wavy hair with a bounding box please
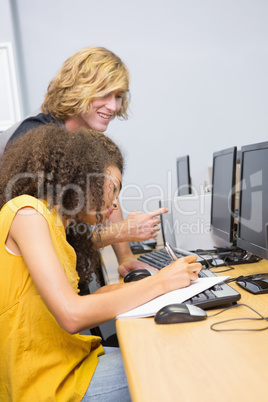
[41,47,130,121]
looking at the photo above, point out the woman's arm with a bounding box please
[9,209,201,334]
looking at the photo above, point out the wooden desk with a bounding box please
[101,248,268,402]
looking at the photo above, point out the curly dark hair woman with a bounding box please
[0,123,124,286]
[0,121,201,402]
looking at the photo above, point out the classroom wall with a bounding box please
[0,1,15,54]
[1,0,268,216]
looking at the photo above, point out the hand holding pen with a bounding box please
[164,242,201,279]
[165,242,178,261]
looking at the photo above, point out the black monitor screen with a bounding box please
[176,155,192,196]
[237,141,268,259]
[211,147,237,243]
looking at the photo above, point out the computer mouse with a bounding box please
[237,273,268,294]
[130,243,152,254]
[124,269,152,283]
[154,303,207,324]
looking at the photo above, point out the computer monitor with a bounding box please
[266,224,268,260]
[236,141,268,259]
[210,146,237,244]
[176,155,192,196]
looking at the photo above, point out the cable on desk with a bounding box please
[207,303,268,332]
[195,248,235,273]
[225,275,245,283]
[226,274,267,286]
[190,250,211,268]
[210,262,235,274]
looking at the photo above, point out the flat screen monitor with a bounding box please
[236,141,268,259]
[176,155,192,196]
[211,146,237,243]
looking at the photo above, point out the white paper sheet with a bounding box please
[116,276,229,319]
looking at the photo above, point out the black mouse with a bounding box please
[129,242,153,254]
[124,269,152,283]
[154,303,207,324]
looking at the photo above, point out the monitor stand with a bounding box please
[196,246,261,267]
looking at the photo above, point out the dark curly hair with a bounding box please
[0,123,124,286]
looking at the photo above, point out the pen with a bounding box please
[165,242,178,261]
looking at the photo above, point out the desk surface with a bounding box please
[101,247,268,402]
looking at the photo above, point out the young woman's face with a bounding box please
[79,92,123,132]
[82,166,122,225]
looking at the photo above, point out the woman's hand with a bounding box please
[155,255,202,294]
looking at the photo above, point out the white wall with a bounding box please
[0,1,15,49]
[0,0,24,116]
[2,0,268,215]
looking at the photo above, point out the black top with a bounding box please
[6,112,59,147]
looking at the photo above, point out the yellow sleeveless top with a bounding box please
[0,195,104,402]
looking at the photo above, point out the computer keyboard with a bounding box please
[138,249,241,309]
[182,269,241,309]
[137,248,211,268]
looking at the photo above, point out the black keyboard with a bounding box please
[138,249,241,309]
[182,269,241,309]
[137,248,212,268]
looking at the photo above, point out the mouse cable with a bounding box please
[209,253,236,273]
[195,248,235,273]
[210,260,235,274]
[190,249,211,268]
[207,303,268,332]
[225,273,267,283]
[225,275,245,283]
[196,249,235,274]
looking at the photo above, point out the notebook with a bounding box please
[116,276,229,319]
